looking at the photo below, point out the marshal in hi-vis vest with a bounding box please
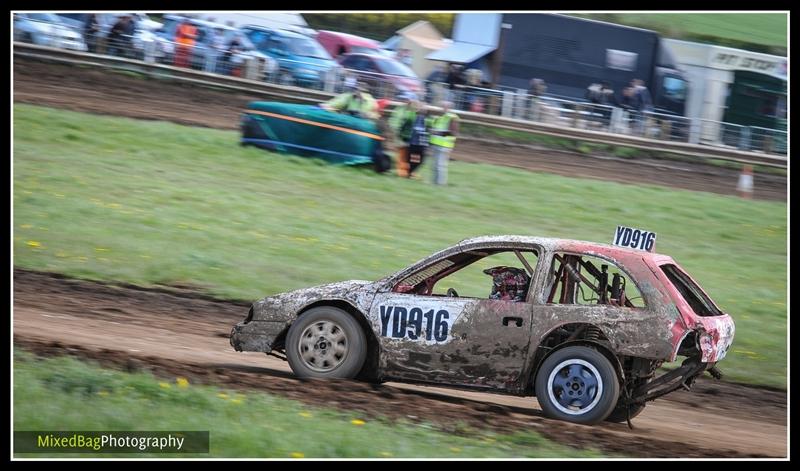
[429,112,458,148]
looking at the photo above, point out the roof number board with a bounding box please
[613,225,656,252]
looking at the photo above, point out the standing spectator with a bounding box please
[631,78,653,135]
[107,15,130,57]
[407,104,430,178]
[429,100,460,186]
[527,78,546,121]
[445,64,466,109]
[425,63,447,104]
[122,14,136,58]
[83,14,100,53]
[619,86,636,133]
[174,18,197,68]
[205,27,225,74]
[389,93,418,178]
[223,33,246,76]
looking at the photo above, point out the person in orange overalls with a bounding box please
[174,18,197,68]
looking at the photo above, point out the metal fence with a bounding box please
[14,28,788,156]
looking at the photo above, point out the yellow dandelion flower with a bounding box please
[176,377,189,388]
[97,390,109,397]
[290,452,305,458]
[299,411,312,418]
[95,247,109,252]
[231,398,243,405]
[158,382,171,389]
[379,451,393,457]
[20,224,33,229]
[350,419,366,426]
[217,393,229,399]
[449,447,462,453]
[26,241,41,248]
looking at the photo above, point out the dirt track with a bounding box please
[13,268,787,458]
[13,58,787,201]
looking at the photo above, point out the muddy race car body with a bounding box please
[231,235,735,424]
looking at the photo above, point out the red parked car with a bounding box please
[338,53,424,99]
[316,30,382,60]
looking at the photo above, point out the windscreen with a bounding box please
[376,57,416,77]
[289,37,332,59]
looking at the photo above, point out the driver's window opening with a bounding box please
[393,249,539,301]
[547,253,645,308]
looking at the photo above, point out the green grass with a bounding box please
[12,104,786,388]
[13,350,601,458]
[572,13,787,54]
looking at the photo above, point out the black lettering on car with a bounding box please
[379,306,450,342]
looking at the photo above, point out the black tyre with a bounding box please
[605,401,646,423]
[534,346,620,425]
[285,307,367,379]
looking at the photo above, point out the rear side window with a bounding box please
[661,264,722,317]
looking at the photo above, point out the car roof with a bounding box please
[318,30,379,47]
[458,235,668,260]
[243,25,307,38]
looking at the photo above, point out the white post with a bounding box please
[143,40,156,64]
[501,91,514,118]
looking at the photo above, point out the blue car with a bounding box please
[241,26,340,88]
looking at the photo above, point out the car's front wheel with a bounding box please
[535,346,620,424]
[285,306,367,379]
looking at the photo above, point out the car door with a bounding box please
[368,250,536,392]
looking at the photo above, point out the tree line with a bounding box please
[303,14,454,42]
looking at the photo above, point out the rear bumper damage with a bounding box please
[629,355,714,405]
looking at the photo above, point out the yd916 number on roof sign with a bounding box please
[613,226,656,252]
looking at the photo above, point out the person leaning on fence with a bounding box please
[174,18,198,68]
[321,82,379,121]
[389,93,418,178]
[631,79,653,135]
[83,14,100,53]
[527,78,547,121]
[205,27,225,74]
[429,101,460,186]
[108,15,132,57]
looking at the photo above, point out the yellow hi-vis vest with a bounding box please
[429,112,458,148]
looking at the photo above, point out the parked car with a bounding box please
[241,26,340,89]
[231,234,735,425]
[155,15,275,79]
[338,53,423,99]
[13,13,87,52]
[316,30,382,61]
[56,13,163,59]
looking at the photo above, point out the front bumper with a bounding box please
[230,320,288,353]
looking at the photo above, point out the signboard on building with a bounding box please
[709,50,787,80]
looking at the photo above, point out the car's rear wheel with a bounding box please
[285,306,366,379]
[535,346,620,425]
